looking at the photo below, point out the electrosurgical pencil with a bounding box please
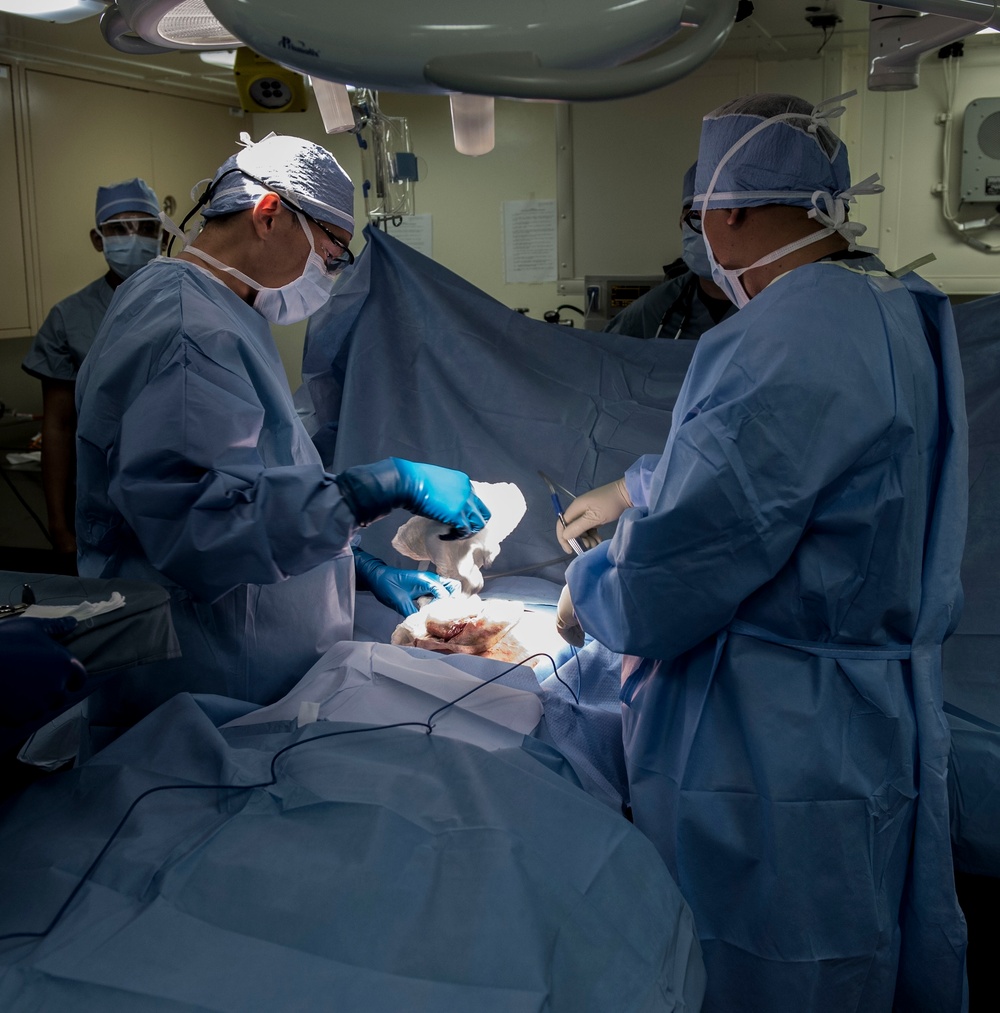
[538,472,584,555]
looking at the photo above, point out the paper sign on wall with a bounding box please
[386,214,433,258]
[503,199,557,284]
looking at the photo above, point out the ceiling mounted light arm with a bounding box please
[100,4,179,54]
[865,2,1000,90]
[860,0,997,21]
[423,0,738,102]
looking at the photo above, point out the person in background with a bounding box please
[603,163,734,339]
[21,178,162,558]
[556,94,968,1011]
[74,133,487,739]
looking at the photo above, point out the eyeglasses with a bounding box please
[293,203,355,275]
[99,217,162,240]
[212,167,355,275]
[682,209,703,235]
[271,191,354,275]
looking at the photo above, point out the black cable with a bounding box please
[0,651,576,942]
[554,304,585,316]
[482,554,573,578]
[553,648,582,705]
[816,26,833,56]
[164,166,243,256]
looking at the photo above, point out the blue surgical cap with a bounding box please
[203,133,354,232]
[681,163,697,209]
[95,178,160,226]
[694,94,852,210]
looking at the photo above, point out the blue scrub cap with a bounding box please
[694,93,853,211]
[95,178,160,226]
[202,132,354,232]
[681,162,697,209]
[693,92,883,254]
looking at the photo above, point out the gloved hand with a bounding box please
[555,583,585,648]
[336,458,491,540]
[557,477,632,553]
[354,549,460,616]
[0,616,85,727]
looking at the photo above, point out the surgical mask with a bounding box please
[102,235,160,279]
[697,93,882,308]
[180,211,336,324]
[680,222,713,279]
[703,226,832,310]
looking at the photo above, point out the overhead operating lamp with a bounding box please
[97,0,741,154]
[100,0,241,54]
[0,0,104,22]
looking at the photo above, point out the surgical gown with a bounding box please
[74,258,355,727]
[568,257,969,1012]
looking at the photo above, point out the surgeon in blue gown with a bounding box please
[556,95,969,1012]
[604,163,734,340]
[75,134,488,736]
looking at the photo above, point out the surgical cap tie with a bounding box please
[806,91,854,139]
[807,172,883,252]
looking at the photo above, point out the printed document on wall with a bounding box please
[386,214,433,259]
[503,199,557,284]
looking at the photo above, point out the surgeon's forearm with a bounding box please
[114,460,359,601]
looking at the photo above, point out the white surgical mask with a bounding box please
[180,211,336,324]
[697,95,882,309]
[704,224,833,310]
[680,223,713,280]
[103,235,160,279]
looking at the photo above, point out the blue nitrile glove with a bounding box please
[335,458,491,540]
[353,549,461,616]
[0,616,86,727]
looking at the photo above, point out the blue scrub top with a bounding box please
[75,258,356,718]
[22,275,115,382]
[604,270,734,340]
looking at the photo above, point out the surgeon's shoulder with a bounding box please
[730,261,894,392]
[757,259,886,332]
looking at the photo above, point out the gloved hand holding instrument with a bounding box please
[555,477,632,554]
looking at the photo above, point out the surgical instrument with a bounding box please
[538,472,584,555]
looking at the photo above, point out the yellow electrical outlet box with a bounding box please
[234,49,309,114]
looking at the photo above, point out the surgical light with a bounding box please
[101,0,241,54]
[97,0,740,154]
[0,0,104,22]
